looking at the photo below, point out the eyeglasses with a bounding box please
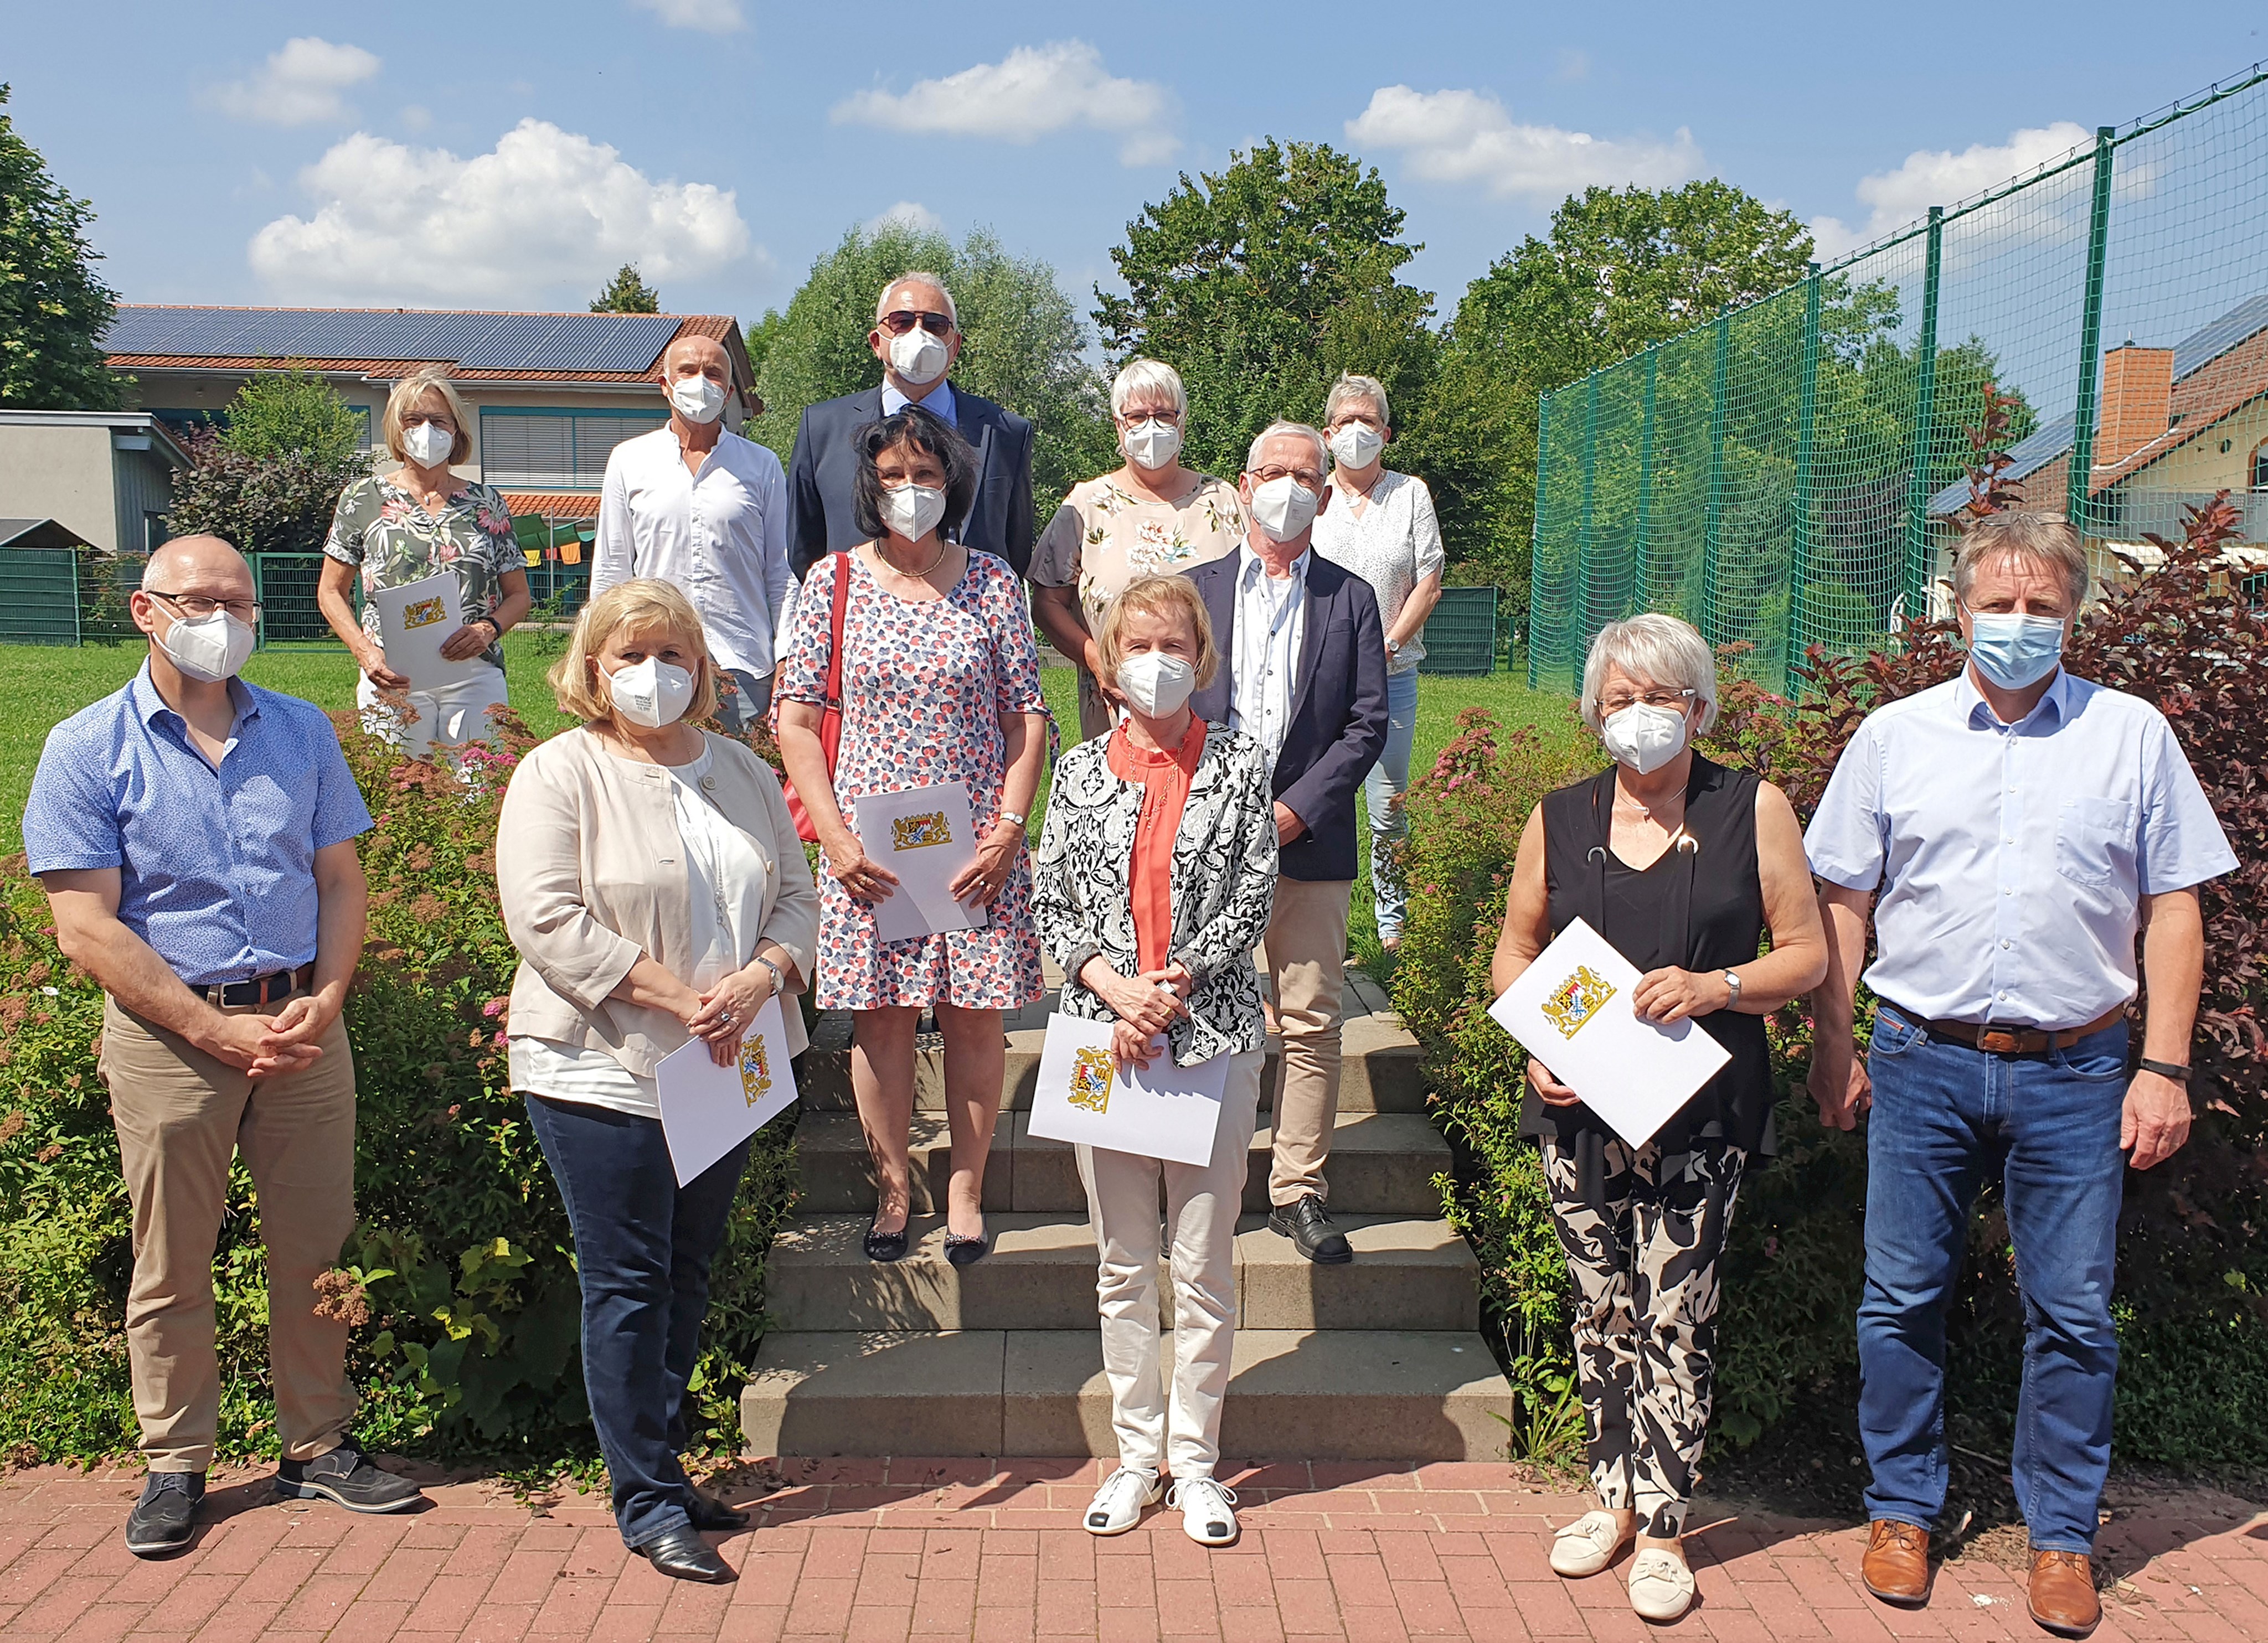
[1250,464,1324,489]
[1118,409,1182,426]
[146,590,261,622]
[1599,688,1696,715]
[877,309,954,337]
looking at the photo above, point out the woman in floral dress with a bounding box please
[318,365,530,759]
[1030,358,1247,741]
[776,405,1053,1267]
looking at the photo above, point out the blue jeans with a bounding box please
[716,668,772,735]
[1857,1009,2130,1553]
[1363,668,1420,941]
[523,1094,750,1549]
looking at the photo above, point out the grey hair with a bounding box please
[1110,357,1187,420]
[876,270,958,326]
[1952,511,2089,608]
[1245,420,1328,477]
[1579,613,1720,735]
[1325,372,1390,428]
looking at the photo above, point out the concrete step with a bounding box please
[740,1328,1512,1460]
[792,1109,1449,1217]
[766,1213,1481,1334]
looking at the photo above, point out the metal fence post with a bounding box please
[1635,348,1658,611]
[1902,206,1945,617]
[1526,391,1550,689]
[2067,125,2118,537]
[1575,373,1600,665]
[1703,313,1730,645]
[1786,266,1822,694]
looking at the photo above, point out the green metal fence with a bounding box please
[0,550,82,646]
[1528,63,2268,693]
[1418,585,1499,675]
[0,552,352,649]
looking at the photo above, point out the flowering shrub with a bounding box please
[0,707,798,1464]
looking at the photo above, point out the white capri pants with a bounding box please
[1075,1049,1266,1480]
[357,663,511,760]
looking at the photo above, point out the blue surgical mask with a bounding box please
[1965,608,2066,690]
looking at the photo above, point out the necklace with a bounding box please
[878,538,948,580]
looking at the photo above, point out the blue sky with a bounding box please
[7,2,2261,333]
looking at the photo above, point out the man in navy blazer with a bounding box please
[1185,421,1389,1264]
[786,272,1036,581]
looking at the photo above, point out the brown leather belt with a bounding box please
[1889,1004,2127,1055]
[204,964,315,1010]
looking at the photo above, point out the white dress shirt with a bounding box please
[594,426,794,680]
[1310,470,1444,674]
[1805,667,2235,1029]
[882,378,958,426]
[1229,542,1308,769]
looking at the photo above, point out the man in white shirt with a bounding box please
[1805,511,2235,1635]
[594,333,792,731]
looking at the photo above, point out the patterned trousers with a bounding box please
[1542,1135,1748,1538]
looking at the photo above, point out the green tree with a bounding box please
[590,262,661,313]
[0,83,124,410]
[1096,139,1436,483]
[748,222,1111,519]
[221,364,364,468]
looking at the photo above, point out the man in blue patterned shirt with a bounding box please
[23,535,423,1557]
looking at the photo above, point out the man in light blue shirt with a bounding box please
[1805,512,2234,1632]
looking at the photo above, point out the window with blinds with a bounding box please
[480,409,666,487]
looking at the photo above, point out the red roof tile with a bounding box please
[499,491,602,520]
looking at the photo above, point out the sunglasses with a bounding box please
[876,309,955,337]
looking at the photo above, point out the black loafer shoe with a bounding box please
[1268,1194,1354,1264]
[640,1523,735,1583]
[688,1488,750,1532]
[276,1444,425,1513]
[124,1472,204,1557]
[944,1231,989,1267]
[864,1218,909,1262]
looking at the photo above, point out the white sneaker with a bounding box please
[1083,1466,1163,1536]
[1168,1477,1239,1546]
[1550,1510,1633,1578]
[1627,1546,1696,1621]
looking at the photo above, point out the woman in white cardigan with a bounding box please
[498,579,818,1586]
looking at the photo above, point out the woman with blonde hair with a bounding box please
[1033,575,1278,1548]
[319,365,530,757]
[1029,358,1248,740]
[498,578,818,1584]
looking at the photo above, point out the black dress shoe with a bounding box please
[640,1523,735,1583]
[864,1218,909,1262]
[688,1488,750,1532]
[1268,1194,1354,1264]
[276,1444,425,1513]
[124,1472,203,1557]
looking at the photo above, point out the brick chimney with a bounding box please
[2096,343,2174,471]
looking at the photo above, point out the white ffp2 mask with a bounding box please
[158,607,256,683]
[1122,418,1182,471]
[887,326,950,386]
[1115,651,1197,717]
[402,422,453,467]
[1600,701,1690,775]
[606,657,696,728]
[881,482,947,542]
[669,375,726,424]
[1329,422,1383,470]
[1249,476,1319,542]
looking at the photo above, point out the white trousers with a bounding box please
[1075,1049,1265,1480]
[357,664,511,759]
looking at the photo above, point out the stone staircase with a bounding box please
[740,959,1513,1460]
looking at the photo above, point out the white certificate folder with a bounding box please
[367,571,473,691]
[1487,917,1730,1149]
[1027,1013,1230,1167]
[850,782,989,944]
[653,995,799,1186]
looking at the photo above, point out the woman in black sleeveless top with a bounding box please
[1488,615,1826,1624]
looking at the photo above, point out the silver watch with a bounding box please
[1722,969,1743,1008]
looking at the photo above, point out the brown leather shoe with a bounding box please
[2028,1549,2100,1637]
[1861,1519,1931,1604]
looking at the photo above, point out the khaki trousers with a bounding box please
[1257,877,1352,1206]
[100,998,360,1473]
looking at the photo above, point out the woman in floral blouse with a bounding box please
[1030,359,1247,742]
[318,365,530,759]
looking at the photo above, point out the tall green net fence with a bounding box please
[1527,64,2268,694]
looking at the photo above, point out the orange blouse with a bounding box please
[1104,718,1208,974]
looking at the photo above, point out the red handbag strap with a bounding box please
[823,550,851,709]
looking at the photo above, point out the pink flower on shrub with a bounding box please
[482,998,507,1019]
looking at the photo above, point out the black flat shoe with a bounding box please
[639,1524,734,1583]
[124,1472,203,1558]
[688,1487,750,1532]
[864,1218,909,1262]
[1268,1195,1353,1264]
[943,1231,989,1267]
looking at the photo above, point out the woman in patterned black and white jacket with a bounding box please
[1031,574,1277,1550]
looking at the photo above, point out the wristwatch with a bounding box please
[1721,969,1743,1008]
[2138,1057,2190,1083]
[998,809,1028,830]
[751,954,786,995]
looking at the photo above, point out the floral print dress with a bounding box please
[323,472,522,671]
[775,548,1053,1011]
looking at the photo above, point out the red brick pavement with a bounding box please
[2,1458,2261,1641]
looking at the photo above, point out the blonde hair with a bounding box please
[1110,358,1187,421]
[1953,510,2089,608]
[1095,575,1220,691]
[549,578,721,726]
[382,366,473,466]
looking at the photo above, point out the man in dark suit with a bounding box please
[1186,422,1388,1264]
[786,272,1037,580]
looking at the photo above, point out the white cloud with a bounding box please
[632,0,746,34]
[866,200,945,235]
[207,37,382,127]
[248,120,756,304]
[1808,121,2092,259]
[832,40,1177,166]
[1347,86,1700,202]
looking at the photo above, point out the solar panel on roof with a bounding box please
[106,307,697,374]
[2172,292,2268,380]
